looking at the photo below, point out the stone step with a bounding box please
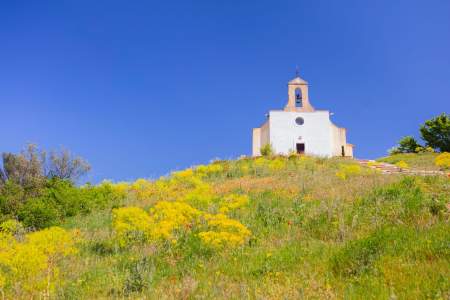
[355,159,446,176]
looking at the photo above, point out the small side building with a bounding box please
[252,73,354,157]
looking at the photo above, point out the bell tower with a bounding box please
[284,70,314,112]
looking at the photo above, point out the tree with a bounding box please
[420,113,450,152]
[46,148,91,182]
[0,144,46,189]
[398,136,422,153]
[388,136,422,155]
[0,145,91,187]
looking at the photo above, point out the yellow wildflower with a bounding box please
[395,160,409,169]
[336,164,362,180]
[435,152,450,169]
[219,194,249,214]
[199,213,251,249]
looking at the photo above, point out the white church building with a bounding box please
[252,72,354,157]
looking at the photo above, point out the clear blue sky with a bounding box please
[1,0,449,183]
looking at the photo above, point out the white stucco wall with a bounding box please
[260,120,270,147]
[269,110,333,157]
[345,144,354,157]
[252,128,261,156]
[331,124,346,156]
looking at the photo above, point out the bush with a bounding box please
[42,178,91,217]
[0,181,25,218]
[0,176,128,230]
[112,207,154,247]
[0,146,101,230]
[0,219,25,236]
[395,160,409,169]
[18,198,60,229]
[434,152,450,170]
[415,146,434,153]
[0,227,79,298]
[199,213,251,249]
[260,144,274,157]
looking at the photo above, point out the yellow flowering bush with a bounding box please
[112,207,154,246]
[268,158,285,171]
[395,160,409,169]
[113,202,202,245]
[435,152,450,169]
[219,194,249,214]
[99,180,130,197]
[0,227,79,298]
[0,219,24,235]
[111,181,131,196]
[199,213,251,249]
[336,164,362,180]
[180,179,215,209]
[26,226,79,258]
[0,236,48,295]
[172,168,195,179]
[129,178,155,200]
[111,167,252,251]
[254,157,267,169]
[240,163,250,175]
[150,170,216,210]
[148,201,202,240]
[156,169,212,201]
[195,163,224,177]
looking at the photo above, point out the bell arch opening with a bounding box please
[295,88,302,107]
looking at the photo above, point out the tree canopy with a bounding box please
[420,113,450,152]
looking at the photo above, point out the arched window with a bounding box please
[295,88,302,107]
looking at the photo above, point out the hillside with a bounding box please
[377,152,440,171]
[1,155,449,299]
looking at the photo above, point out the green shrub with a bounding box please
[82,182,125,209]
[0,180,26,217]
[18,198,60,229]
[397,136,422,153]
[43,178,91,217]
[260,144,274,157]
[0,176,127,230]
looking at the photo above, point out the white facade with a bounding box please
[252,74,354,157]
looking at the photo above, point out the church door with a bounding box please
[296,143,305,154]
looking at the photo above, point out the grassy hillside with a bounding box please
[377,152,440,170]
[2,156,450,299]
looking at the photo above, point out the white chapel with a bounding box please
[252,72,354,157]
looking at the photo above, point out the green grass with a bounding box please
[377,152,440,170]
[44,157,450,298]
